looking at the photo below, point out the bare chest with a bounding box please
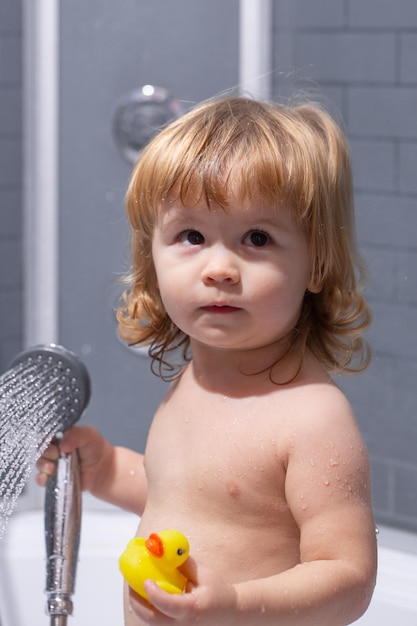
[138,383,304,580]
[143,389,292,524]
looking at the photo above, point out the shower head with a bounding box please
[9,343,91,432]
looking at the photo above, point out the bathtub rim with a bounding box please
[376,523,417,555]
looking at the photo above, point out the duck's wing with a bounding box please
[154,569,188,595]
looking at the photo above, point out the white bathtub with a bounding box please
[1,504,416,626]
[354,525,417,625]
[0,497,138,626]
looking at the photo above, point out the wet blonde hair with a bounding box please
[117,96,371,378]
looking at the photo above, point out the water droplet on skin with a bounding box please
[327,458,339,467]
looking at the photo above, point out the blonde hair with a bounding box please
[117,96,371,378]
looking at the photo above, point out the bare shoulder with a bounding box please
[282,372,368,476]
[282,351,363,437]
[291,376,358,427]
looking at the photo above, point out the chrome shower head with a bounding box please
[9,343,91,433]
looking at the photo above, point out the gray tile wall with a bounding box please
[0,0,22,372]
[274,0,417,532]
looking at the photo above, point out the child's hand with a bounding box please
[36,425,146,513]
[127,556,237,625]
[36,439,61,486]
[36,425,111,494]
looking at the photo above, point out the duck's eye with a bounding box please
[177,548,184,555]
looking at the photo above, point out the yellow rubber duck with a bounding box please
[119,529,190,601]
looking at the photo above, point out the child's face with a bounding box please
[151,196,317,355]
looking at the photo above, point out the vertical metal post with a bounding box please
[239,0,273,100]
[23,0,59,347]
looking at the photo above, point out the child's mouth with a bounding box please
[202,304,241,314]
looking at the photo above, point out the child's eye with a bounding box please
[244,230,271,247]
[178,230,205,245]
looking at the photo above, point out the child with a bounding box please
[37,96,377,625]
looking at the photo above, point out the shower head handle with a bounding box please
[45,447,81,620]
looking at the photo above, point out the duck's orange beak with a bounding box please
[146,533,164,557]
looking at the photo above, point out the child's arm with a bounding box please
[127,388,377,625]
[36,425,147,515]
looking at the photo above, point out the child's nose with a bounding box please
[201,247,240,285]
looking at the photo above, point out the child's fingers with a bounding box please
[35,425,92,487]
[35,466,53,486]
[58,424,98,454]
[35,439,62,485]
[35,457,58,486]
[179,555,199,587]
[40,442,60,461]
